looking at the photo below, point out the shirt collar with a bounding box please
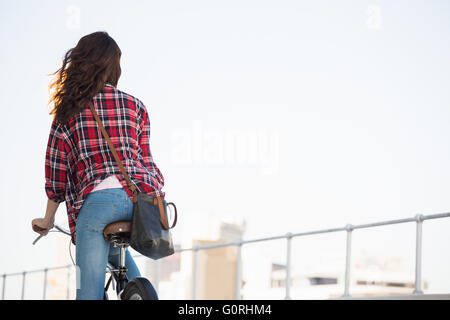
[105,82,116,88]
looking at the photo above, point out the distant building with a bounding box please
[144,244,182,289]
[142,217,247,300]
[190,239,239,299]
[188,218,246,299]
[219,219,246,241]
[47,232,74,300]
[263,253,428,299]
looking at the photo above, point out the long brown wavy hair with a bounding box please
[48,31,122,124]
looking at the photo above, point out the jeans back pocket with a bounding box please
[86,201,118,233]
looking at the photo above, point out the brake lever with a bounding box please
[32,223,53,245]
[32,234,45,245]
[32,224,72,245]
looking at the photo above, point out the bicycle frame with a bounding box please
[104,243,129,297]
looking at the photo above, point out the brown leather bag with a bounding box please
[89,103,177,259]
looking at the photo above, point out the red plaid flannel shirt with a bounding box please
[45,83,164,244]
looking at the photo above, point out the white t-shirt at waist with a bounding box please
[92,175,123,192]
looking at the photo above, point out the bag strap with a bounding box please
[89,102,176,229]
[88,103,138,203]
[153,197,169,230]
[166,202,178,229]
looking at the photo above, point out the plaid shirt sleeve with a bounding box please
[138,103,165,187]
[45,119,68,203]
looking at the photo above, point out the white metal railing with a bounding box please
[2,212,450,299]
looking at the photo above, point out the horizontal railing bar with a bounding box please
[233,234,287,245]
[352,212,450,230]
[422,212,450,221]
[172,234,290,253]
[290,227,347,237]
[352,217,415,230]
[1,265,72,277]
[6,212,450,278]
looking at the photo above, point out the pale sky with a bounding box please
[1,0,450,298]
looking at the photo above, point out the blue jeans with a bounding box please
[75,188,141,300]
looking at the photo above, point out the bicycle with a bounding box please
[33,221,158,300]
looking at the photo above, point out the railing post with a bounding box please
[235,240,242,300]
[2,274,5,300]
[21,271,26,300]
[413,214,424,294]
[155,259,160,293]
[343,224,353,297]
[285,233,292,300]
[43,269,48,300]
[66,265,71,300]
[192,247,198,300]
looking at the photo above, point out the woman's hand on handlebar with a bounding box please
[31,217,54,236]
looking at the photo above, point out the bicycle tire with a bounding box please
[120,277,158,300]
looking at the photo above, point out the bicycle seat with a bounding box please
[103,221,132,244]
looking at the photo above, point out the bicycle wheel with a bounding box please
[120,277,158,300]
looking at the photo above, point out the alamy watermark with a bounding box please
[170,120,280,176]
[66,5,81,30]
[366,4,382,30]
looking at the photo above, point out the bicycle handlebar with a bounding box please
[54,224,71,236]
[32,224,71,245]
